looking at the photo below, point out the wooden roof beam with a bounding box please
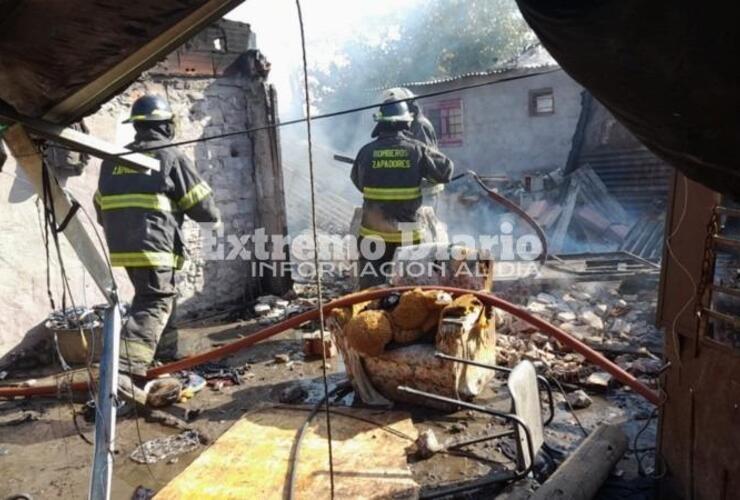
[42,0,244,124]
[0,110,159,171]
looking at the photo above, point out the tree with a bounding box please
[310,0,536,149]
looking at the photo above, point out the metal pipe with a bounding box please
[399,385,534,498]
[436,352,512,373]
[88,303,121,500]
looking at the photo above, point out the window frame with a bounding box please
[425,98,464,147]
[529,88,555,116]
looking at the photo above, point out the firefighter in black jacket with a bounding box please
[374,87,438,148]
[95,95,220,374]
[377,87,445,205]
[351,100,454,289]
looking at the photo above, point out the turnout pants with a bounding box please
[357,237,401,290]
[120,267,178,372]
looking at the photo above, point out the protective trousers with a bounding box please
[119,267,177,373]
[357,238,401,290]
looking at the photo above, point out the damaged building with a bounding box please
[395,45,672,259]
[0,1,738,500]
[0,18,289,359]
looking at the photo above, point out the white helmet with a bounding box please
[383,87,415,102]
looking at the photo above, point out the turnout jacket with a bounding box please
[372,114,438,149]
[410,113,438,149]
[95,128,220,268]
[351,130,453,242]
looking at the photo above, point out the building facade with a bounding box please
[407,47,584,180]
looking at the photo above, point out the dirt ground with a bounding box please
[0,280,661,500]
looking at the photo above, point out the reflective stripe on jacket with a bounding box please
[362,186,422,201]
[95,128,220,269]
[359,225,423,244]
[350,130,453,241]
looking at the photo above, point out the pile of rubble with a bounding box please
[252,294,305,324]
[248,273,354,327]
[496,283,663,390]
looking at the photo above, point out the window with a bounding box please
[426,98,464,146]
[529,88,554,116]
[212,36,226,52]
[705,198,740,349]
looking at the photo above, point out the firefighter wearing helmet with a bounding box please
[351,99,454,288]
[94,94,220,377]
[378,87,438,148]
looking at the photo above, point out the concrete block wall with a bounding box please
[0,22,288,358]
[97,75,262,316]
[414,69,584,178]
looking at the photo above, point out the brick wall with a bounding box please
[0,20,289,358]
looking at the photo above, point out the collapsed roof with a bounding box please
[0,0,242,124]
[516,0,740,197]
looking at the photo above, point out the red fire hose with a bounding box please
[467,171,548,263]
[0,286,660,405]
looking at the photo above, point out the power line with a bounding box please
[116,68,560,156]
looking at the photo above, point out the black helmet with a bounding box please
[373,100,413,123]
[123,95,173,123]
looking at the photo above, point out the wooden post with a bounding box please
[531,423,628,500]
[3,124,115,303]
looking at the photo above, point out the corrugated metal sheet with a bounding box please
[379,44,559,90]
[282,141,357,233]
[581,148,673,214]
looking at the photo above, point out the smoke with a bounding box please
[226,0,426,237]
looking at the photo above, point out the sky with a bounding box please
[225,0,421,118]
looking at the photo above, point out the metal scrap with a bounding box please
[129,430,204,464]
[193,362,246,387]
[45,305,104,331]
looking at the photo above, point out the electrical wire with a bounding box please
[38,161,101,444]
[115,68,561,157]
[66,184,157,483]
[275,404,417,443]
[37,154,154,484]
[295,0,335,496]
[284,384,350,500]
[632,406,662,478]
[548,377,589,438]
[44,164,104,401]
[123,338,159,483]
[664,175,694,368]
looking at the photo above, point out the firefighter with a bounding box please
[351,100,454,289]
[379,87,445,206]
[378,87,438,148]
[94,94,220,375]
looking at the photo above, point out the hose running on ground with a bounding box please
[0,286,660,405]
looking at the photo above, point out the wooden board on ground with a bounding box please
[155,406,419,500]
